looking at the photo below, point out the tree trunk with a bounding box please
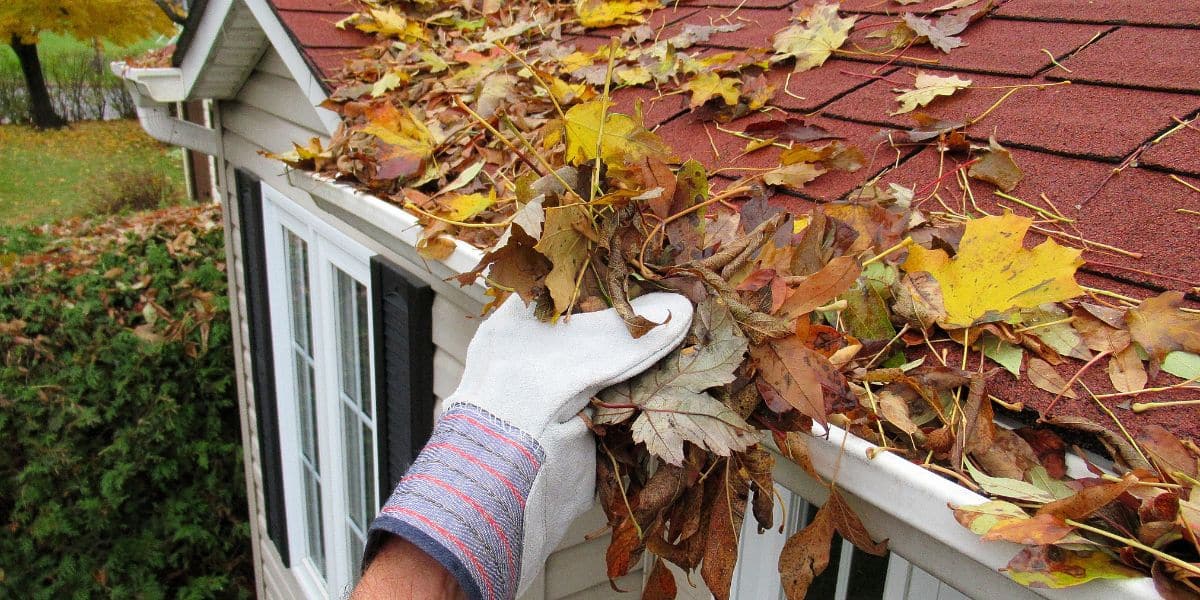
[9,36,66,129]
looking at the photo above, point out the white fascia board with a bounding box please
[241,0,342,135]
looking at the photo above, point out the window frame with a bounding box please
[262,183,379,598]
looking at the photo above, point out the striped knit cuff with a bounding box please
[363,404,544,600]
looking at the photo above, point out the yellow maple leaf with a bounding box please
[891,72,971,115]
[440,190,497,222]
[574,0,660,28]
[344,8,428,42]
[681,72,741,108]
[358,104,437,182]
[535,203,592,315]
[264,137,331,170]
[559,100,676,166]
[902,213,1084,327]
[771,1,857,72]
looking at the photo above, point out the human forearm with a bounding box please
[352,536,466,600]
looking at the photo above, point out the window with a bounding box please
[263,184,379,598]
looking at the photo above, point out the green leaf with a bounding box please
[1162,351,1200,379]
[1027,466,1074,500]
[981,334,1023,377]
[964,458,1057,503]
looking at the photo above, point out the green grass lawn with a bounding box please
[0,119,187,225]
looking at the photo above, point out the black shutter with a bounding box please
[234,169,290,565]
[370,256,435,494]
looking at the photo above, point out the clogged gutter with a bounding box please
[265,1,1200,598]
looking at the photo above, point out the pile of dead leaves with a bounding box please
[264,0,1200,597]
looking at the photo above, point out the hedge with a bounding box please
[0,205,253,598]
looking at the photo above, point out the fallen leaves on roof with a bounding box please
[771,1,857,72]
[263,0,1200,597]
[891,72,972,115]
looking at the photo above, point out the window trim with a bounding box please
[261,183,378,598]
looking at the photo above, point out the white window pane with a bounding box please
[343,403,364,530]
[284,230,312,353]
[303,468,326,578]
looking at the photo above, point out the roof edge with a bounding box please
[171,0,211,67]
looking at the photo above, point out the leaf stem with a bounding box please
[1043,350,1110,415]
[402,201,513,228]
[602,440,644,540]
[862,236,913,266]
[1065,519,1200,578]
[635,184,754,277]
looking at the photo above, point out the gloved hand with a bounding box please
[363,292,693,600]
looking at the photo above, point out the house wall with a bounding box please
[220,46,638,600]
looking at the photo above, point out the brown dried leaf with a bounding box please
[642,558,678,600]
[774,430,820,480]
[1107,345,1147,394]
[606,517,645,581]
[702,461,749,600]
[1126,291,1200,365]
[778,496,836,600]
[1015,428,1069,479]
[1042,415,1153,471]
[776,256,862,320]
[826,488,888,556]
[967,138,1023,192]
[982,513,1075,545]
[1026,357,1077,399]
[1138,425,1199,482]
[743,118,842,143]
[1038,474,1138,521]
[752,337,848,427]
[744,446,777,532]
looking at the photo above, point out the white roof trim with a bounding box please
[119,0,340,134]
[241,0,342,135]
[177,0,237,97]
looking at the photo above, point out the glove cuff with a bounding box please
[363,404,544,600]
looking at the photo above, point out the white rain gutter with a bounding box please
[110,63,220,157]
[292,169,1160,599]
[773,424,1160,599]
[288,170,486,278]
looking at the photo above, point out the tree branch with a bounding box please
[153,0,188,26]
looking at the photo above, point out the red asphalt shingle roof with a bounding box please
[267,0,1200,440]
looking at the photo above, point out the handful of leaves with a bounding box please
[265,0,1200,597]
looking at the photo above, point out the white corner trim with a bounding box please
[177,0,236,95]
[113,62,220,156]
[241,0,343,135]
[774,424,1160,599]
[288,170,487,281]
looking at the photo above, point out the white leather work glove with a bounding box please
[363,292,693,600]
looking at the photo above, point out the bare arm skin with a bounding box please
[351,536,467,600]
